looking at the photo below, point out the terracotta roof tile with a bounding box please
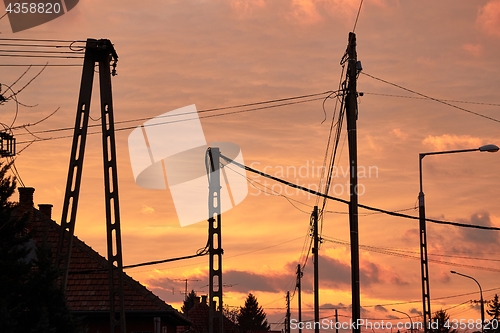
[28,208,189,325]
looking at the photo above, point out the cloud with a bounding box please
[422,134,482,151]
[459,211,498,245]
[462,43,483,57]
[478,0,500,37]
[409,307,422,316]
[288,0,323,24]
[374,305,388,312]
[230,0,266,18]
[223,270,291,293]
[391,128,409,140]
[321,302,346,309]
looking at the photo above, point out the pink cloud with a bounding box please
[422,134,482,151]
[477,0,500,37]
[462,43,483,57]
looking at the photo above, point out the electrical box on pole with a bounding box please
[208,147,223,333]
[0,132,15,157]
[55,38,126,333]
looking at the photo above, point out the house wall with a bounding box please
[78,314,177,333]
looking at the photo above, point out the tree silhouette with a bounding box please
[0,162,82,333]
[487,294,500,332]
[182,289,198,314]
[430,309,457,333]
[237,293,270,333]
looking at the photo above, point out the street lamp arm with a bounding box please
[450,271,483,293]
[450,270,485,333]
[420,144,499,158]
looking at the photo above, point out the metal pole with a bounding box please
[392,309,414,333]
[418,146,496,333]
[450,271,484,333]
[418,154,431,333]
[208,147,223,333]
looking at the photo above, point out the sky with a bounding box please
[1,0,500,331]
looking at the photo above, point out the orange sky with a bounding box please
[1,0,500,331]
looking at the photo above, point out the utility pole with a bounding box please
[312,205,319,333]
[54,39,125,333]
[345,32,361,333]
[335,309,339,333]
[286,291,291,333]
[296,264,302,333]
[208,147,223,333]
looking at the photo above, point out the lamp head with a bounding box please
[450,270,457,274]
[479,144,499,152]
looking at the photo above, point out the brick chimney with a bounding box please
[38,204,53,219]
[17,187,35,223]
[18,187,35,207]
[201,295,207,304]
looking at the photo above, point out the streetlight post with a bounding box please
[451,270,485,333]
[392,309,414,333]
[418,144,498,333]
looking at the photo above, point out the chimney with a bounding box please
[38,204,53,219]
[17,187,35,224]
[18,187,35,207]
[201,295,207,304]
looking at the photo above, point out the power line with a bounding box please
[0,64,81,67]
[15,91,338,144]
[321,235,500,273]
[362,92,500,107]
[220,155,500,231]
[352,0,364,33]
[0,37,86,43]
[361,72,500,124]
[0,54,83,59]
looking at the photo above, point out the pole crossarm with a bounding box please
[219,154,500,231]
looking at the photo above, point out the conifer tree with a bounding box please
[487,294,500,332]
[0,162,82,333]
[182,289,198,314]
[237,293,270,333]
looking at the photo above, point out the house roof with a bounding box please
[18,187,190,325]
[178,297,240,333]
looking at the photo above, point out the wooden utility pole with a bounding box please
[286,291,291,333]
[312,205,319,333]
[296,264,302,333]
[345,31,361,333]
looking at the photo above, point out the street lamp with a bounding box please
[418,144,498,333]
[450,270,485,333]
[392,309,414,333]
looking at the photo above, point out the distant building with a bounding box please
[178,296,240,333]
[17,187,191,333]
